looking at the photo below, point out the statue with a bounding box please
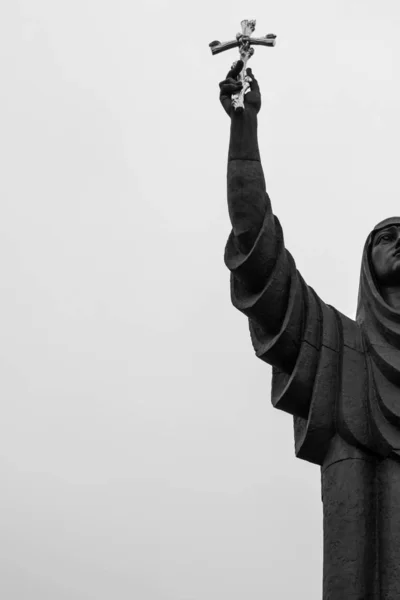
[214,21,400,600]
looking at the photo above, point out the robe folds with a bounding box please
[225,210,400,599]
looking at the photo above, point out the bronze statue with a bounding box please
[217,54,400,598]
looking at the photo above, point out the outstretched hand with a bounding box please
[219,60,261,116]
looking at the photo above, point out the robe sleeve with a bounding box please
[222,91,343,464]
[225,208,341,465]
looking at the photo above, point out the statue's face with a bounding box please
[371,225,400,286]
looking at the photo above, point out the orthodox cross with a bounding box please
[209,19,276,112]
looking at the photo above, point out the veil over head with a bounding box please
[356,217,400,456]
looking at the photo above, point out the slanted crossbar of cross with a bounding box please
[209,19,276,112]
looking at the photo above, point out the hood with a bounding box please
[356,217,400,456]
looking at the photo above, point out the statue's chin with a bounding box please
[374,262,400,288]
[381,279,400,290]
[388,269,400,287]
[378,276,400,296]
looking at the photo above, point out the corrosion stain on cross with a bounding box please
[209,19,276,113]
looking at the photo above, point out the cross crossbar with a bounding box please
[209,34,276,56]
[209,20,276,112]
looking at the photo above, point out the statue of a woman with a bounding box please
[221,61,400,599]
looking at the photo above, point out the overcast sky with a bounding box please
[1,0,400,598]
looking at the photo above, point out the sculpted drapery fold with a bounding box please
[225,184,400,465]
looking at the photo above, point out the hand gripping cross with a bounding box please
[209,19,276,113]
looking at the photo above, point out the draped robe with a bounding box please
[225,153,400,597]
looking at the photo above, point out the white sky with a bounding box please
[1,0,400,598]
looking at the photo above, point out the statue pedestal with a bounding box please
[322,437,400,598]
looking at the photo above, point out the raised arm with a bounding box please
[220,65,341,460]
[220,62,269,253]
[222,64,307,375]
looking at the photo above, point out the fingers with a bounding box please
[246,68,260,93]
[219,61,243,117]
[219,79,242,116]
[218,62,260,117]
[226,60,244,80]
[219,79,243,95]
[244,90,261,114]
[220,95,232,116]
[243,68,261,113]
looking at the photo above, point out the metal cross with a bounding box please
[209,19,276,112]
